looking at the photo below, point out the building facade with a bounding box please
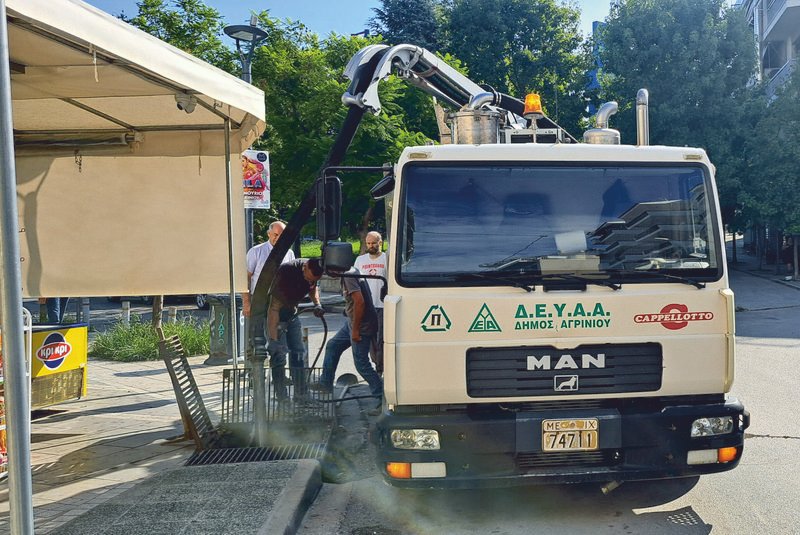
[738,0,800,98]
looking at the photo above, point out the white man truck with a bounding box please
[257,44,749,489]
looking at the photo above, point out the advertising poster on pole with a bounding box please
[242,150,270,209]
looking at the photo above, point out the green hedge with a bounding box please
[90,317,209,362]
[300,240,360,258]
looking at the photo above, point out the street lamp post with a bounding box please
[224,17,269,444]
[224,18,268,250]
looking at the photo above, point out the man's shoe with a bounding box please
[308,382,333,395]
[366,400,382,416]
[293,396,313,406]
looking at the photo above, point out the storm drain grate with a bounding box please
[185,444,327,466]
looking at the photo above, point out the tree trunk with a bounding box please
[794,235,799,281]
[152,295,164,330]
[731,232,738,264]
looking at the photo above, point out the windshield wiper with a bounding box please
[603,270,706,289]
[541,273,622,291]
[479,257,541,271]
[456,272,535,292]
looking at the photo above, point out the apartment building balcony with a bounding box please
[766,57,797,99]
[763,0,800,42]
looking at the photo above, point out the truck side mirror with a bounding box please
[316,174,342,241]
[370,173,395,199]
[322,241,354,273]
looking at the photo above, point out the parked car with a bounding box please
[194,294,209,310]
[107,295,209,309]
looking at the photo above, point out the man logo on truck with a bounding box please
[527,353,606,371]
[554,375,579,391]
[36,332,72,370]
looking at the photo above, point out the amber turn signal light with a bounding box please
[386,462,411,479]
[717,447,738,463]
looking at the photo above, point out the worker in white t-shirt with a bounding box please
[354,230,386,374]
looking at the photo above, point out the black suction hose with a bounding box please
[290,307,380,404]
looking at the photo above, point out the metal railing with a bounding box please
[766,57,797,99]
[766,0,786,28]
[221,367,335,425]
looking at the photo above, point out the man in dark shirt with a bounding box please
[267,258,324,400]
[315,268,383,411]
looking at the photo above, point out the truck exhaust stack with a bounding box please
[583,101,620,144]
[637,88,650,146]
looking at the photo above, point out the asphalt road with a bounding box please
[300,269,800,535]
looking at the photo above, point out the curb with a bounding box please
[258,459,322,535]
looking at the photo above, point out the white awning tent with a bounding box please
[0,1,266,529]
[6,0,265,297]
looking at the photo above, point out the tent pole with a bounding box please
[0,1,35,532]
[223,119,239,371]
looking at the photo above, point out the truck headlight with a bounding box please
[690,416,733,437]
[390,429,440,450]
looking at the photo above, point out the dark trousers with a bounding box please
[320,321,382,398]
[45,298,69,324]
[271,314,306,400]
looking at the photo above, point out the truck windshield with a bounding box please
[397,163,722,287]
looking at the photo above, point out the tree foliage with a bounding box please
[124,0,235,71]
[369,0,444,50]
[448,0,587,119]
[249,20,432,235]
[370,0,592,136]
[597,0,757,219]
[742,68,800,234]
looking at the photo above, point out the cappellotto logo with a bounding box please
[633,303,714,330]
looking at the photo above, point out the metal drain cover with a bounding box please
[185,444,327,466]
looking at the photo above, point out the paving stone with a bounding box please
[156,466,231,485]
[45,514,111,535]
[102,521,188,535]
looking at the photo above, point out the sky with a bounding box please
[84,0,613,40]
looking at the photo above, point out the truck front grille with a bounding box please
[467,343,662,398]
[516,450,616,471]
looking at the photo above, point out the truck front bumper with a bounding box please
[374,396,749,488]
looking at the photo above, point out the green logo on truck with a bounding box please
[468,304,502,333]
[514,302,612,331]
[421,305,452,332]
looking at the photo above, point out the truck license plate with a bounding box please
[542,418,599,452]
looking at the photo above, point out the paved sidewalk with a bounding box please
[727,237,800,292]
[45,460,321,535]
[0,305,356,534]
[0,357,222,534]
